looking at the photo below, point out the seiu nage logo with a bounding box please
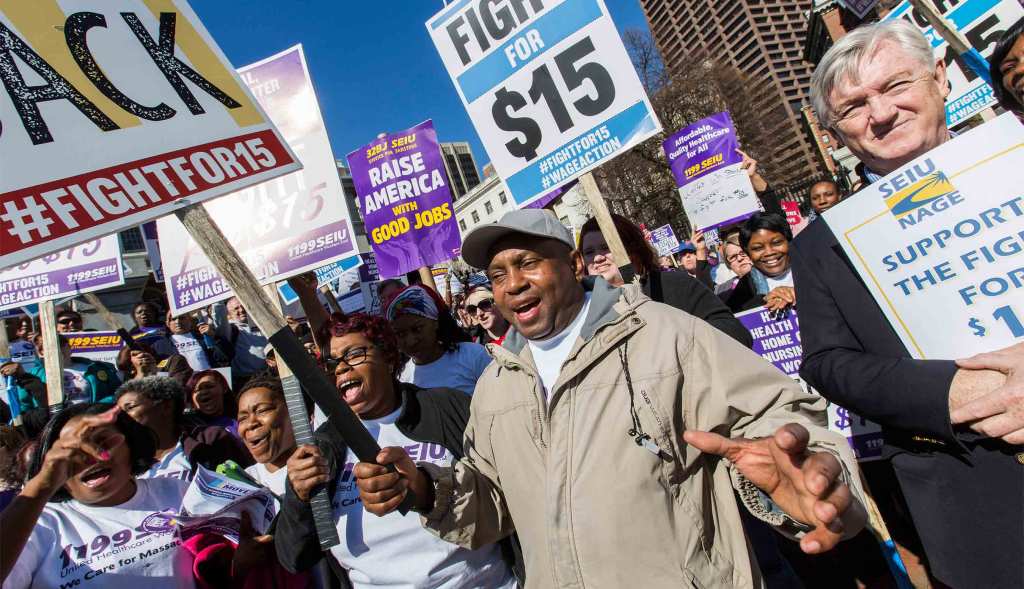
[877,159,964,229]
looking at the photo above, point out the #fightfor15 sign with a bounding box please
[427,0,660,207]
[0,0,298,268]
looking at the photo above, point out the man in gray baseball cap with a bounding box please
[460,208,575,270]
[354,207,867,587]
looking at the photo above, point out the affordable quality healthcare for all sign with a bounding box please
[0,1,299,268]
[426,0,661,207]
[824,114,1024,360]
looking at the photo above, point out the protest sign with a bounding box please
[825,114,1024,360]
[0,1,299,268]
[837,0,878,19]
[158,44,359,314]
[736,306,882,460]
[63,331,125,366]
[141,222,164,282]
[178,465,275,544]
[664,112,761,232]
[884,0,1024,127]
[427,0,660,206]
[0,236,123,312]
[277,255,362,306]
[648,224,679,257]
[346,121,461,278]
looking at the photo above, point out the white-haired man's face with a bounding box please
[828,40,950,176]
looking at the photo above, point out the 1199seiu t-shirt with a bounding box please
[330,403,515,589]
[3,477,193,589]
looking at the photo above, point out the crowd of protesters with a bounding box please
[0,17,1022,589]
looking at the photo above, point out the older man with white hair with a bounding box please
[792,19,1023,588]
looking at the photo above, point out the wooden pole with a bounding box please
[859,471,914,588]
[174,204,411,546]
[0,319,9,358]
[908,0,970,53]
[38,301,65,413]
[319,285,343,315]
[82,292,126,331]
[578,172,630,269]
[417,266,435,291]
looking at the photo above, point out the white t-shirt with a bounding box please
[155,334,211,371]
[527,294,592,401]
[62,363,91,404]
[399,342,492,395]
[330,404,515,589]
[4,477,193,589]
[765,268,794,290]
[244,463,288,498]
[139,441,193,481]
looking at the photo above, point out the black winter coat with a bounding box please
[621,266,753,348]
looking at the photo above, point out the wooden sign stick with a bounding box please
[82,292,126,332]
[579,172,630,270]
[175,204,412,548]
[38,301,66,414]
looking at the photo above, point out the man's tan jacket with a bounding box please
[420,278,865,588]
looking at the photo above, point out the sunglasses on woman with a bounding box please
[465,299,494,315]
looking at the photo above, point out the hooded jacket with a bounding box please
[419,277,865,588]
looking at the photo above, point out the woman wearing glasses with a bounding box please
[276,313,517,588]
[577,213,751,347]
[386,285,492,396]
[464,287,509,346]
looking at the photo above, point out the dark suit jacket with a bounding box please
[791,218,1023,588]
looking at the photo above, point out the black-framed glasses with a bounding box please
[324,346,372,373]
[57,317,82,325]
[466,299,494,315]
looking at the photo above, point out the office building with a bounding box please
[440,142,482,200]
[640,0,821,182]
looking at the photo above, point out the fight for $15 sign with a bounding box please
[825,114,1024,360]
[427,0,661,206]
[0,1,298,268]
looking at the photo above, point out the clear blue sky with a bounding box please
[191,1,651,172]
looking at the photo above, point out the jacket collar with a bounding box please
[501,276,623,354]
[492,276,646,372]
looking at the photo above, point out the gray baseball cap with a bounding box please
[461,209,575,269]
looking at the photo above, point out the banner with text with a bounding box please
[64,330,125,366]
[0,1,299,268]
[664,112,760,232]
[736,306,883,460]
[883,0,1024,127]
[825,114,1024,360]
[427,0,661,207]
[0,237,123,311]
[648,224,680,256]
[158,44,359,314]
[347,120,461,278]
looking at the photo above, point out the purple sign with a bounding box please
[663,112,760,232]
[736,306,883,461]
[347,120,461,279]
[525,179,578,210]
[0,237,124,312]
[157,45,359,315]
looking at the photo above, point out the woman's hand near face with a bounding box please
[26,408,123,499]
[764,286,796,312]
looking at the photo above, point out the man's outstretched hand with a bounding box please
[683,423,863,554]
